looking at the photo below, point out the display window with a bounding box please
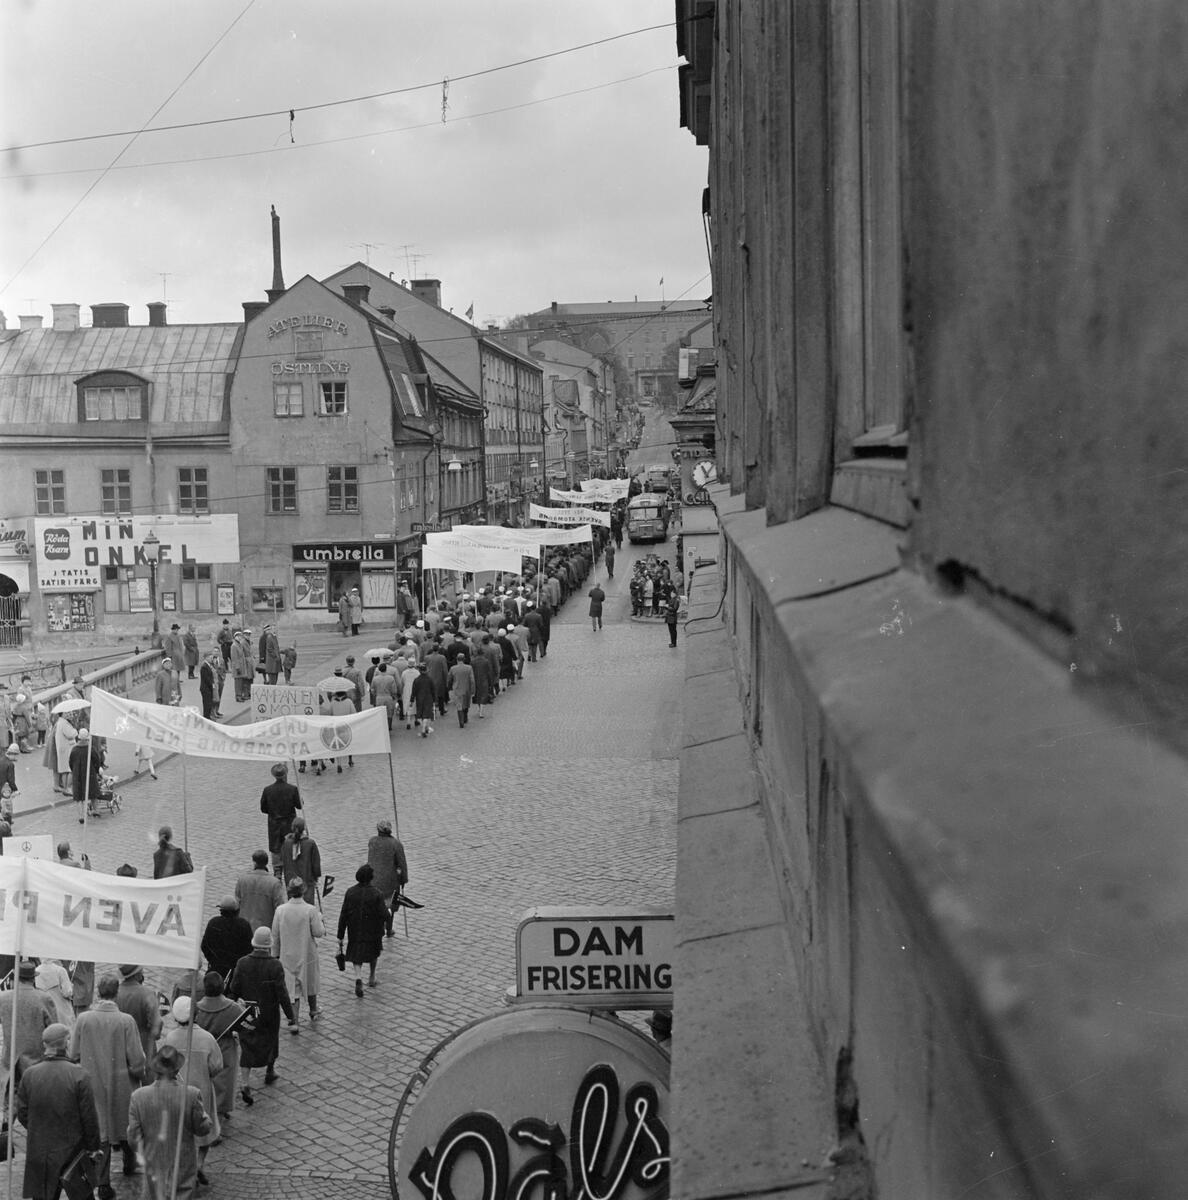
[46,593,96,632]
[293,568,328,609]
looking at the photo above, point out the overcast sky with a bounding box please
[0,1,709,330]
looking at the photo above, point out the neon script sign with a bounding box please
[408,1063,669,1200]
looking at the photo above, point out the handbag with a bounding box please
[59,1144,98,1200]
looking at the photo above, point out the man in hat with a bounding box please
[230,628,253,702]
[227,927,296,1098]
[260,763,302,878]
[201,895,255,980]
[163,624,186,693]
[161,998,223,1186]
[115,965,160,1086]
[194,972,245,1122]
[366,819,409,938]
[0,961,55,1080]
[216,617,233,668]
[348,585,363,635]
[272,877,326,1027]
[260,623,281,684]
[68,727,100,823]
[199,645,221,720]
[16,1023,101,1200]
[235,850,286,933]
[71,973,146,1195]
[0,741,21,802]
[279,816,321,903]
[154,656,175,706]
[342,656,365,712]
[337,590,351,636]
[127,1045,212,1199]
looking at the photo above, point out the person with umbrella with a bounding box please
[317,677,357,769]
[370,662,398,731]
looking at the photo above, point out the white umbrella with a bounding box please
[51,697,91,715]
[362,647,393,660]
[317,677,357,693]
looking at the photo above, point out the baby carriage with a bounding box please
[89,769,123,817]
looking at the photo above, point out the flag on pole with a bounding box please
[658,278,664,287]
[465,302,475,321]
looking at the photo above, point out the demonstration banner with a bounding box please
[422,537,523,573]
[0,857,205,968]
[578,478,630,502]
[529,503,611,528]
[90,688,392,761]
[441,524,596,549]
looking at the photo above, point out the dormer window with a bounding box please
[77,371,147,421]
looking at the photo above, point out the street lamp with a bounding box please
[142,530,161,648]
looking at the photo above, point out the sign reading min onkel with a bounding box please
[515,906,673,1008]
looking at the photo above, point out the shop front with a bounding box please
[0,519,32,647]
[291,540,397,620]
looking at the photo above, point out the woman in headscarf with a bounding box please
[337,864,388,997]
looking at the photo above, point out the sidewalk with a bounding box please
[5,627,410,822]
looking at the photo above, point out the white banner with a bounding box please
[0,857,205,968]
[89,689,392,761]
[33,515,241,592]
[529,504,611,528]
[251,684,318,719]
[440,524,595,549]
[578,478,630,502]
[422,538,524,573]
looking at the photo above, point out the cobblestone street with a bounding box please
[3,537,683,1198]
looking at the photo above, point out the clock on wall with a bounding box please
[692,460,717,489]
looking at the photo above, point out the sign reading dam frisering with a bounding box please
[89,688,391,761]
[515,907,673,1009]
[0,857,205,968]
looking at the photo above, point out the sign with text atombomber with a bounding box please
[515,906,674,1009]
[33,515,240,592]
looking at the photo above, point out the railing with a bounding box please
[32,648,164,708]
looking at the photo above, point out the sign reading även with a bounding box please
[515,906,673,1008]
[251,684,317,719]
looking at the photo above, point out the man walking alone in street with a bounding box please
[588,581,606,632]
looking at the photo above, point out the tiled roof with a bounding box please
[0,324,242,426]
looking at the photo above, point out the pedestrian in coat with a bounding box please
[400,661,418,730]
[227,927,296,1100]
[49,714,75,795]
[342,656,365,711]
[115,965,161,1087]
[34,958,73,1027]
[69,729,100,822]
[183,624,200,678]
[71,972,147,1190]
[470,644,495,717]
[235,849,287,932]
[410,664,436,737]
[366,819,408,937]
[337,592,351,636]
[194,972,245,1121]
[281,642,297,683]
[1,961,56,1078]
[424,644,450,715]
[370,662,398,730]
[153,825,193,878]
[230,631,253,702]
[272,879,325,1026]
[279,817,321,903]
[260,623,281,684]
[217,618,233,666]
[127,1045,212,1200]
[201,896,254,979]
[260,763,302,878]
[162,997,224,1182]
[448,657,475,727]
[337,864,388,995]
[604,543,616,579]
[480,634,503,698]
[523,602,544,661]
[154,659,175,706]
[199,649,219,719]
[588,582,606,631]
[495,629,518,687]
[348,586,363,635]
[163,624,186,691]
[664,591,682,648]
[17,1023,101,1200]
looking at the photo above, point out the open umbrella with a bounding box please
[317,677,357,693]
[51,697,91,715]
[362,647,393,660]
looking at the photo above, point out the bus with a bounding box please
[626,494,669,543]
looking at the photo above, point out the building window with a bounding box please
[34,469,66,515]
[266,467,297,513]
[327,466,359,513]
[178,467,209,515]
[102,565,131,613]
[100,468,132,515]
[274,382,304,417]
[82,384,144,421]
[319,381,348,416]
[181,564,213,611]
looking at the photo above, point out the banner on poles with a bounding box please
[439,524,595,549]
[578,478,630,502]
[0,858,205,967]
[89,689,392,761]
[529,503,611,528]
[422,538,524,573]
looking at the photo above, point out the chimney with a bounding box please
[19,314,43,331]
[267,204,286,303]
[342,283,370,308]
[91,303,129,328]
[551,301,558,315]
[147,302,167,327]
[378,305,396,321]
[0,312,5,331]
[486,324,499,334]
[243,301,268,323]
[52,303,80,332]
[410,278,441,308]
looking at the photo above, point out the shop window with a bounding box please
[46,593,95,632]
[181,564,213,611]
[34,469,66,516]
[102,565,132,613]
[319,381,348,416]
[294,568,328,609]
[251,585,285,613]
[266,467,298,513]
[178,467,209,515]
[327,466,359,512]
[274,382,304,417]
[100,468,132,516]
